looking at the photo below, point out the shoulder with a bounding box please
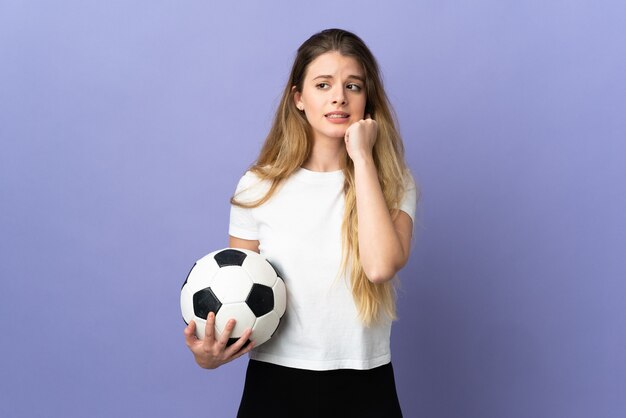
[397,168,419,223]
[233,170,272,203]
[401,169,418,196]
[236,170,263,188]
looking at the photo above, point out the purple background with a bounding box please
[1,1,625,417]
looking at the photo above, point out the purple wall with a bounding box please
[1,1,625,417]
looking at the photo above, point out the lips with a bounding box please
[325,111,350,119]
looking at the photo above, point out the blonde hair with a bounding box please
[232,29,411,325]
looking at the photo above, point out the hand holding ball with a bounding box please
[181,248,286,347]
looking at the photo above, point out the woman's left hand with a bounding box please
[344,115,377,163]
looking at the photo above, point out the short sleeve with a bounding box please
[228,172,265,240]
[398,170,418,225]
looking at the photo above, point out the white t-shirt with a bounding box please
[229,167,417,371]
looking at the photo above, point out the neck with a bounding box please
[302,136,346,172]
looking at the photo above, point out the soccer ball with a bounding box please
[181,248,286,347]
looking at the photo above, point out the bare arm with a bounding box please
[345,118,413,283]
[229,236,260,253]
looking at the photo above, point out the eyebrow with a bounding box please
[313,74,365,82]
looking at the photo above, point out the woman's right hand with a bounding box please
[183,312,255,369]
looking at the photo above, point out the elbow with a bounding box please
[364,256,407,284]
[362,248,410,284]
[364,267,397,284]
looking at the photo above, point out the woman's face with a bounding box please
[294,51,367,144]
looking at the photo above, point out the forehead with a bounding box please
[304,51,364,80]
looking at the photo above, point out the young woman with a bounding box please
[184,28,418,417]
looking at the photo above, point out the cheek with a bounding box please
[356,102,367,118]
[301,95,320,113]
[356,95,367,112]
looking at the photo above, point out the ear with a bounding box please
[292,86,303,110]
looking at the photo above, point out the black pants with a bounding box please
[237,360,403,418]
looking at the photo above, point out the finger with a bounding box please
[184,321,198,346]
[216,318,237,348]
[231,339,256,361]
[204,312,216,343]
[344,124,352,139]
[225,328,253,356]
[229,332,256,359]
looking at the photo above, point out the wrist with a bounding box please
[351,154,375,169]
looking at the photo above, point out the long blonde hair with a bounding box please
[232,29,411,325]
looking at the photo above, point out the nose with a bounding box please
[331,86,347,105]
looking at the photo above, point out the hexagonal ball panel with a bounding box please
[241,255,277,287]
[193,287,222,320]
[272,277,287,318]
[180,285,195,325]
[185,257,220,289]
[210,266,253,304]
[246,283,274,317]
[192,317,208,340]
[251,311,280,347]
[214,303,256,342]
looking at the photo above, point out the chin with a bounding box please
[316,129,347,140]
[331,130,348,139]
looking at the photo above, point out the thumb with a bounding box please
[184,320,198,343]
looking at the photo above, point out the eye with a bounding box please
[316,82,330,89]
[347,83,362,92]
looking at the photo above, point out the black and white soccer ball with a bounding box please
[181,248,286,347]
